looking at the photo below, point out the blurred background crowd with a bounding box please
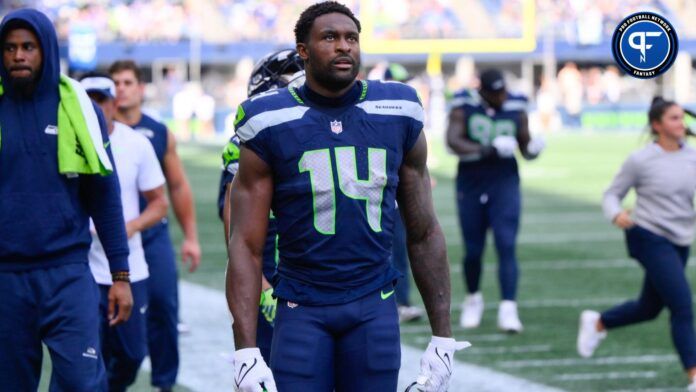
[4,0,694,43]
[2,0,695,138]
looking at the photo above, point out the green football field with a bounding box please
[41,132,692,391]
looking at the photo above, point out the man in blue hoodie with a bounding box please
[0,9,133,391]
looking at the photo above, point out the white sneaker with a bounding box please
[460,292,484,328]
[688,378,696,392]
[398,305,425,323]
[577,310,606,358]
[497,300,523,333]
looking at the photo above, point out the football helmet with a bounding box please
[247,49,305,97]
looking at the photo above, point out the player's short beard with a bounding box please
[8,69,39,98]
[310,54,360,93]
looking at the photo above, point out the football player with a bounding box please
[81,73,168,392]
[226,2,469,391]
[218,48,305,363]
[447,68,545,333]
[110,60,202,392]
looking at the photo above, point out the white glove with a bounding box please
[408,336,471,392]
[492,135,518,158]
[526,136,546,156]
[233,348,277,392]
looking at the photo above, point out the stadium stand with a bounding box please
[2,1,694,133]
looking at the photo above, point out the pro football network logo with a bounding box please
[611,12,678,79]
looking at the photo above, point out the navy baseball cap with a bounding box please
[480,69,506,92]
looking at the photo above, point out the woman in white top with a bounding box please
[577,97,696,389]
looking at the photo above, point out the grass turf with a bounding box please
[41,132,690,391]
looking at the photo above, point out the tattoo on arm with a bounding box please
[223,183,233,247]
[397,131,452,337]
[226,146,273,349]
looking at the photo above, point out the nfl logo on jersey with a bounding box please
[330,120,343,134]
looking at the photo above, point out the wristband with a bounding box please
[111,271,130,283]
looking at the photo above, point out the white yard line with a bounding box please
[401,329,508,344]
[497,297,626,309]
[609,388,684,392]
[437,211,606,225]
[430,193,592,209]
[172,281,564,392]
[465,344,553,355]
[516,231,622,244]
[554,371,657,381]
[499,354,678,369]
[444,297,630,312]
[449,258,637,273]
[522,212,605,224]
[518,257,696,270]
[452,258,696,273]
[437,223,623,243]
[411,335,551,355]
[445,297,666,312]
[399,344,565,392]
[509,258,635,271]
[452,297,696,310]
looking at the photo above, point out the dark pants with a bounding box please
[392,211,411,306]
[99,280,149,392]
[456,160,521,300]
[602,226,696,369]
[0,263,106,392]
[257,308,274,364]
[144,230,179,388]
[270,286,400,391]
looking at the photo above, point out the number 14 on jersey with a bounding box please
[299,147,387,235]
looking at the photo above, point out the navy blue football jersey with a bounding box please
[235,80,423,305]
[132,113,168,164]
[132,113,169,243]
[218,135,278,281]
[451,89,527,162]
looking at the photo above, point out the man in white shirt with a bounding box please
[81,74,168,392]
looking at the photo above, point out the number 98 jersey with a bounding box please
[235,80,423,305]
[451,89,528,161]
